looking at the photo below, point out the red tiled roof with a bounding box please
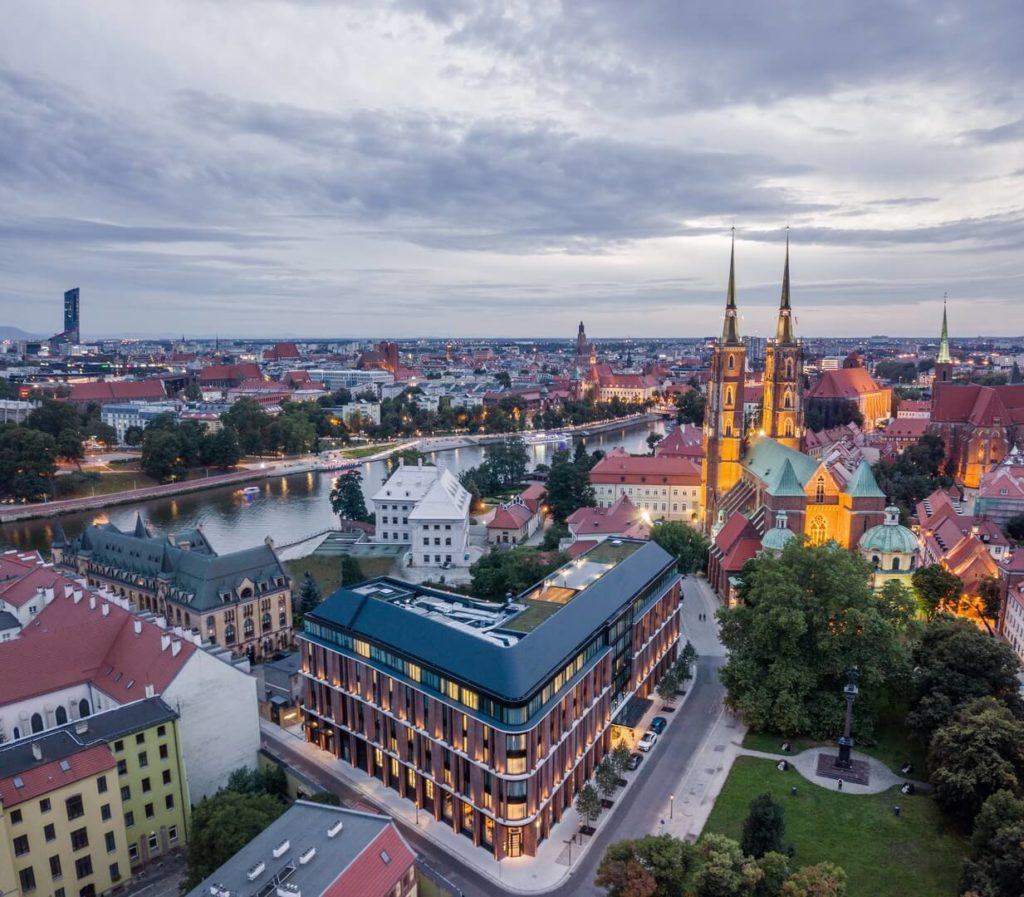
[932,383,1024,426]
[881,417,929,440]
[656,425,704,458]
[67,380,167,403]
[807,367,885,399]
[567,495,650,537]
[1,578,194,706]
[327,826,415,897]
[488,502,534,530]
[0,743,115,808]
[0,565,65,609]
[590,453,701,484]
[199,363,262,383]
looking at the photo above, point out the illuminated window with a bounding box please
[809,515,827,546]
[814,476,825,503]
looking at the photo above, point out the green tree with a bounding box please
[692,833,764,897]
[341,554,364,586]
[25,398,82,439]
[546,448,595,521]
[911,564,962,618]
[872,435,952,521]
[294,574,322,619]
[469,546,566,602]
[541,521,569,551]
[222,398,272,455]
[656,669,680,703]
[330,469,371,521]
[385,447,426,474]
[611,741,633,775]
[55,427,85,463]
[646,432,663,454]
[576,783,601,830]
[184,791,285,888]
[779,864,846,897]
[123,425,144,446]
[675,390,706,426]
[225,764,289,800]
[741,793,787,859]
[907,616,1021,742]
[0,425,58,499]
[485,437,529,488]
[140,428,184,482]
[200,427,242,469]
[650,521,710,574]
[595,757,619,803]
[978,576,1003,633]
[928,697,1024,824]
[719,542,915,738]
[596,834,697,897]
[961,790,1024,897]
[675,640,698,681]
[1006,513,1024,544]
[184,381,203,401]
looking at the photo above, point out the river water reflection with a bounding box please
[1,421,666,554]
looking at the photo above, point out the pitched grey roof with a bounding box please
[65,520,288,611]
[0,697,177,778]
[184,802,398,897]
[306,539,677,702]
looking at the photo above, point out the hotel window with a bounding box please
[14,835,30,856]
[74,856,92,880]
[19,867,36,893]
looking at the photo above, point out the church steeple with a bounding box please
[775,229,795,345]
[722,229,741,346]
[937,294,952,365]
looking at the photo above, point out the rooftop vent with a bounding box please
[272,839,290,858]
[326,820,344,838]
[31,743,42,761]
[276,885,300,897]
[246,862,265,881]
[75,721,88,735]
[298,847,316,865]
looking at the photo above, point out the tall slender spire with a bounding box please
[722,228,741,345]
[936,293,952,364]
[776,229,795,344]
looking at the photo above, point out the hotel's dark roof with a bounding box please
[306,539,676,701]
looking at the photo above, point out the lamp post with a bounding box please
[835,667,860,770]
[669,793,674,819]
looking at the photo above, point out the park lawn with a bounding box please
[742,701,927,778]
[704,757,967,897]
[340,444,393,459]
[285,553,395,596]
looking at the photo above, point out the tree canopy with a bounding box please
[650,520,710,574]
[910,564,962,619]
[719,542,915,738]
[961,790,1024,897]
[872,435,952,521]
[545,447,596,521]
[469,546,566,602]
[329,469,371,521]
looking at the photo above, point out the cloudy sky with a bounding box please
[2,1,1023,339]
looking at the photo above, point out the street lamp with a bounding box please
[669,793,674,820]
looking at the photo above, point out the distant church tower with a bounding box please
[702,232,747,529]
[762,232,803,450]
[576,321,589,358]
[934,295,953,384]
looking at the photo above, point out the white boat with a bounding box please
[241,486,261,498]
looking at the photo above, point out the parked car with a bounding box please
[638,730,658,752]
[626,753,643,771]
[650,716,668,735]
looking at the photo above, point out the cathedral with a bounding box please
[704,234,887,601]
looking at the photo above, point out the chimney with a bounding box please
[31,743,42,761]
[89,595,96,610]
[101,604,110,617]
[144,684,155,698]
[133,620,143,635]
[73,592,83,604]
[171,640,182,657]
[160,634,171,652]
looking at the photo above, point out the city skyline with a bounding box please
[2,2,1023,338]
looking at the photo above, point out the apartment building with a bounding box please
[299,539,680,859]
[0,698,189,897]
[589,450,704,526]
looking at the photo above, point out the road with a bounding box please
[263,575,727,897]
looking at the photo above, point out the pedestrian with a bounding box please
[837,778,844,792]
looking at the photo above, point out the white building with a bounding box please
[341,401,382,427]
[101,401,179,443]
[372,462,471,568]
[307,368,393,394]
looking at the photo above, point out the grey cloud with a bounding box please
[962,118,1024,144]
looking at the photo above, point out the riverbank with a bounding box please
[1,413,660,524]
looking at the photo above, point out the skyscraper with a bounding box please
[64,287,80,343]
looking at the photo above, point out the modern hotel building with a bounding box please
[299,539,681,859]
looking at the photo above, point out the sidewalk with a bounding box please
[739,746,930,795]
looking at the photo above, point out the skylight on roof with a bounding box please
[59,760,71,771]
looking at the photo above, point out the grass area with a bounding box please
[416,873,456,897]
[285,552,395,596]
[503,598,563,633]
[704,757,966,897]
[742,703,927,777]
[339,444,393,459]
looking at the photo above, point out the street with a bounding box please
[263,575,728,897]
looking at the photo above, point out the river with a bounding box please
[0,420,666,555]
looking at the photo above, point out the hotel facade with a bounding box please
[298,539,681,859]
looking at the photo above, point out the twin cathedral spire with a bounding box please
[702,232,805,526]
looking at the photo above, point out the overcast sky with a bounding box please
[2,1,1023,339]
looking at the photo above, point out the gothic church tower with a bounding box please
[762,232,803,449]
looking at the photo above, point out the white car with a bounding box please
[638,730,658,752]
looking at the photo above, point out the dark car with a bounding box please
[626,753,643,771]
[650,716,668,735]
